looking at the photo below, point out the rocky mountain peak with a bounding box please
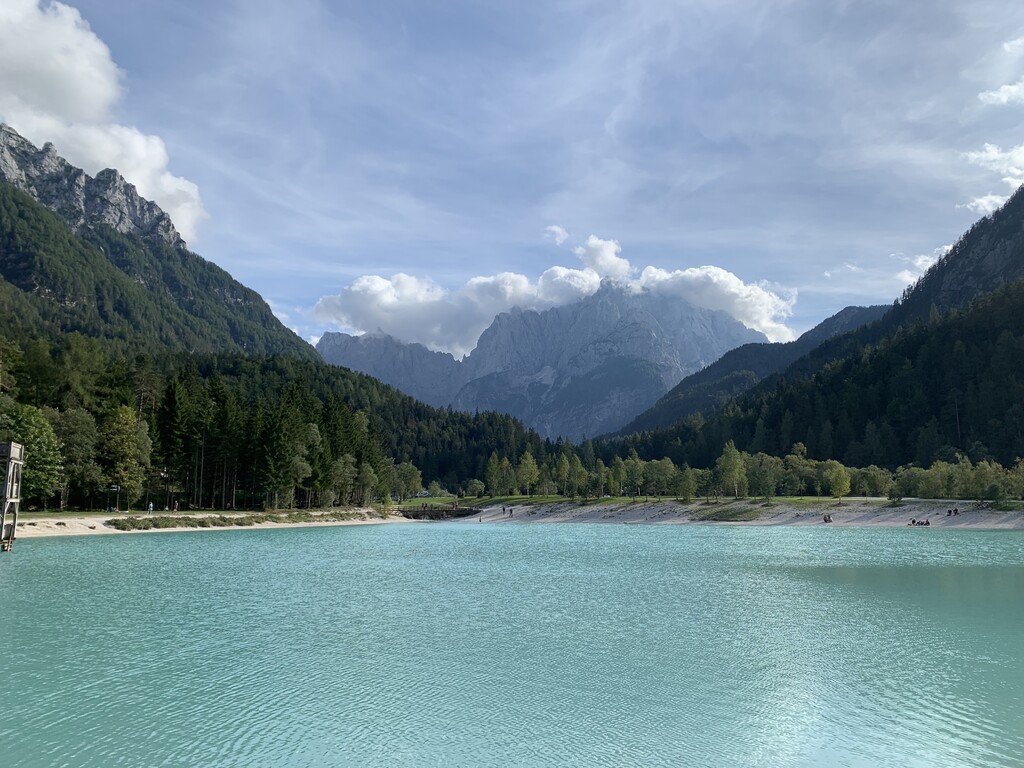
[318,284,766,440]
[0,124,183,248]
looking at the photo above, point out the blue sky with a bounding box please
[2,0,1024,355]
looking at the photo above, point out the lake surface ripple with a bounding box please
[1,524,1022,767]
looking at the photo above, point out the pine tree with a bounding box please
[485,452,502,496]
[100,405,148,509]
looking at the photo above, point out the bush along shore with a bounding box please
[104,508,400,532]
[12,508,408,539]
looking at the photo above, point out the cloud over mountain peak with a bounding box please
[313,234,796,357]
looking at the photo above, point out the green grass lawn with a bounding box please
[690,501,763,522]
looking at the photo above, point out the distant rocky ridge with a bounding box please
[0,124,182,247]
[317,332,462,407]
[318,282,765,440]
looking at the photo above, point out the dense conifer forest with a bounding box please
[0,334,556,510]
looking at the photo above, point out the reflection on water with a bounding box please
[1,525,1022,767]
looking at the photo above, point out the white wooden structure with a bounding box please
[0,442,24,552]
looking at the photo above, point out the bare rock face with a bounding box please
[0,124,183,247]
[318,282,766,441]
[316,331,465,407]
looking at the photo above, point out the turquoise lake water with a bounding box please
[1,523,1023,767]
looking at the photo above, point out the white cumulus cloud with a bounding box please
[965,142,1024,186]
[0,0,205,241]
[895,270,917,285]
[962,142,1024,214]
[313,269,602,358]
[959,193,1008,215]
[574,235,634,281]
[637,265,796,342]
[1004,36,1024,55]
[895,245,950,286]
[544,224,569,245]
[313,236,797,355]
[978,79,1024,106]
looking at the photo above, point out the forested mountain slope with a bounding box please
[0,181,314,359]
[0,127,556,508]
[606,188,1024,468]
[618,304,888,434]
[615,185,1024,448]
[889,186,1024,327]
[610,278,1024,470]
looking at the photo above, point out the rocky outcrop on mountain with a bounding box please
[315,331,464,406]
[317,282,765,440]
[0,124,182,247]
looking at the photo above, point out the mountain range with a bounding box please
[318,283,766,440]
[0,125,551,501]
[320,182,1024,449]
[610,184,1024,468]
[4,119,1024,493]
[0,124,312,359]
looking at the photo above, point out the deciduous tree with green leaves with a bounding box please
[822,459,851,502]
[715,440,746,498]
[0,396,64,507]
[517,450,539,496]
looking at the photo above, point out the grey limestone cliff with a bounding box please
[0,124,182,247]
[317,282,765,440]
[315,331,465,407]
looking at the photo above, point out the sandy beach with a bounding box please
[458,497,1024,529]
[12,508,410,540]
[12,498,1023,541]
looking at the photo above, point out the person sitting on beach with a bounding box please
[909,519,916,526]
[953,508,959,515]
[947,509,952,516]
[924,519,930,526]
